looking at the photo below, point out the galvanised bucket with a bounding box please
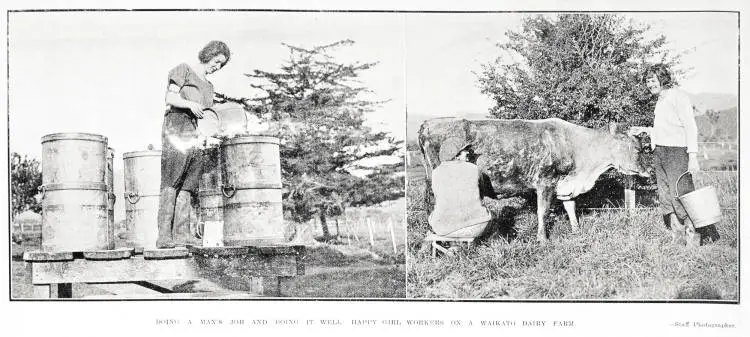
[675,171,722,228]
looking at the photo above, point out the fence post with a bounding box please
[624,176,636,211]
[341,217,351,245]
[610,123,637,212]
[624,188,636,210]
[351,223,360,242]
[366,218,375,247]
[388,218,398,254]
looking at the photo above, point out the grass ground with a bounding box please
[407,172,738,300]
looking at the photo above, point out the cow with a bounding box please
[418,117,651,242]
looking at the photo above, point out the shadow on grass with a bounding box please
[477,205,519,245]
[280,264,406,298]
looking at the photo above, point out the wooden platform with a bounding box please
[23,245,305,299]
[423,233,476,257]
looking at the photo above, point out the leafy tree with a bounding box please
[246,40,404,240]
[11,152,42,217]
[478,14,683,129]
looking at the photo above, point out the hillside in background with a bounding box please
[696,106,738,143]
[689,92,738,113]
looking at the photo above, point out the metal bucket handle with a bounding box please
[196,222,204,240]
[126,192,141,204]
[221,184,237,198]
[674,171,693,200]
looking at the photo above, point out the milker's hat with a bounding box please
[438,137,472,162]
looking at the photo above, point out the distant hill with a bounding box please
[689,92,738,143]
[689,92,738,114]
[696,106,738,142]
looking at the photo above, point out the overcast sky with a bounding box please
[8,11,407,160]
[8,11,738,160]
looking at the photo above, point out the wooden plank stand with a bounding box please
[423,233,476,257]
[23,245,305,299]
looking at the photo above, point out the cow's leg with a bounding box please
[563,200,579,234]
[424,177,435,211]
[536,187,554,242]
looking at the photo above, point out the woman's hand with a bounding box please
[186,101,205,119]
[687,153,700,174]
[627,126,651,137]
[165,86,205,118]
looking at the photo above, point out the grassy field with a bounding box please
[407,172,738,300]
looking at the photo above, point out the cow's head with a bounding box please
[612,133,652,178]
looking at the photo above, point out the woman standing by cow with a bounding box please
[629,64,720,247]
[156,40,231,249]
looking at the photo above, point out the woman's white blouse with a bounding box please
[651,87,699,153]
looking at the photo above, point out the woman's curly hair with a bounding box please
[646,63,673,89]
[198,40,231,66]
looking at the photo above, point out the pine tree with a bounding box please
[246,40,404,240]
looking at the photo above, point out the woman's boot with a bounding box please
[697,224,721,245]
[669,213,687,246]
[156,187,177,249]
[683,218,701,249]
[174,190,202,247]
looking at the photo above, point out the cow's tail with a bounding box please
[417,121,436,210]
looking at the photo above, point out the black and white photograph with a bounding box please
[2,1,749,336]
[8,10,406,299]
[406,12,739,300]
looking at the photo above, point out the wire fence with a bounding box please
[11,223,42,233]
[307,210,405,256]
[578,170,737,212]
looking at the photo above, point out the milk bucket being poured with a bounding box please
[197,103,269,139]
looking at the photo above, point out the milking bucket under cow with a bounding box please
[220,135,287,246]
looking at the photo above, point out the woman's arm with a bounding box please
[165,83,204,118]
[673,91,700,172]
[675,94,699,154]
[627,126,654,136]
[478,170,497,200]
